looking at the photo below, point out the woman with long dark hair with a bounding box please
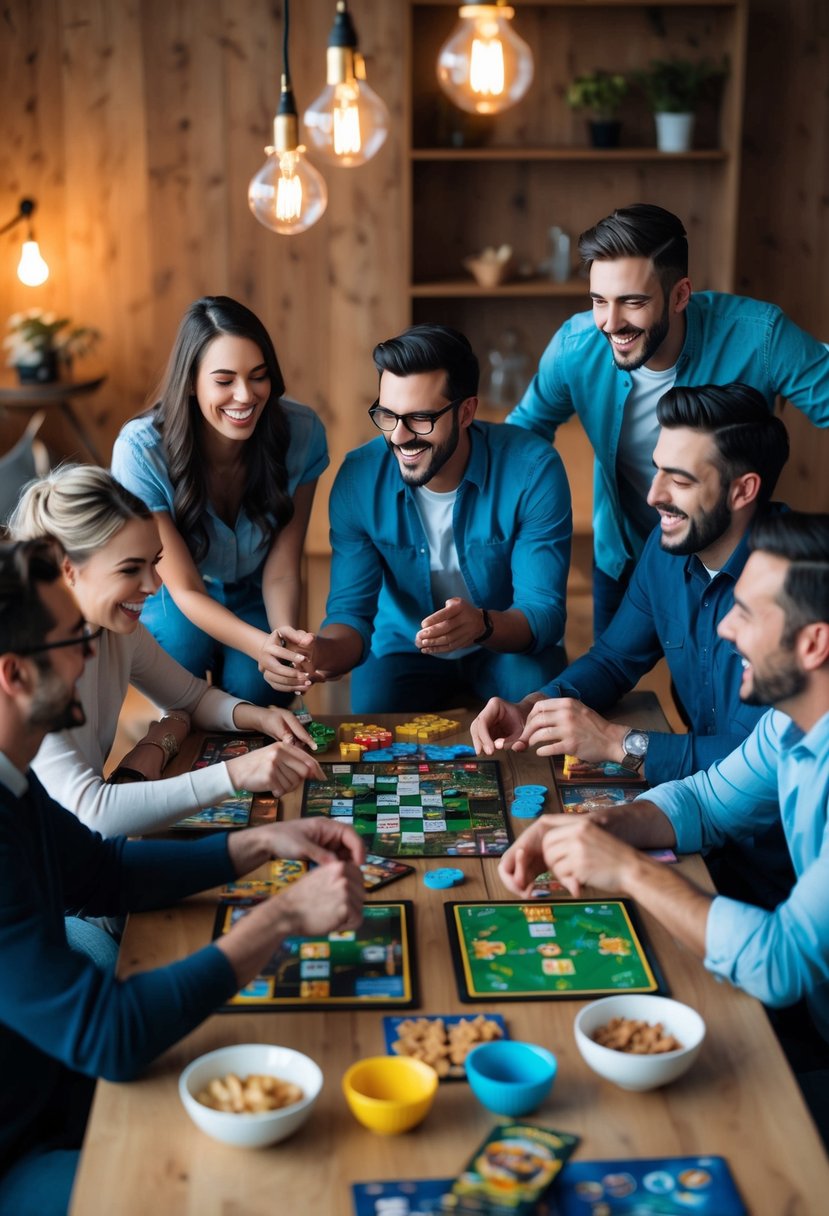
[112,296,326,705]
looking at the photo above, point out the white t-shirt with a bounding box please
[617,363,677,545]
[412,484,477,658]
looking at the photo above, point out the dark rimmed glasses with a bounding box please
[368,397,466,436]
[15,622,104,658]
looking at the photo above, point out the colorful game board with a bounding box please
[301,760,511,857]
[558,784,646,815]
[552,1155,747,1214]
[171,734,270,830]
[212,901,417,1011]
[446,901,664,1002]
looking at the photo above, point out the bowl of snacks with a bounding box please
[342,1056,438,1134]
[464,1040,557,1116]
[179,1043,322,1147]
[574,994,705,1092]
[385,1013,506,1080]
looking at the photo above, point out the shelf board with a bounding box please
[410,278,588,299]
[411,146,729,162]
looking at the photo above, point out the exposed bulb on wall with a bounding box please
[303,1,390,167]
[437,3,534,116]
[17,239,49,287]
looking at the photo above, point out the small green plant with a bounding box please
[3,308,101,369]
[635,57,727,113]
[566,71,628,120]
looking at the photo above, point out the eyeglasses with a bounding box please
[16,623,104,658]
[368,397,466,436]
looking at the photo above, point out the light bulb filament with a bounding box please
[276,152,303,223]
[470,36,505,97]
[333,86,362,156]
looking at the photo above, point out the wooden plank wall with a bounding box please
[0,0,826,556]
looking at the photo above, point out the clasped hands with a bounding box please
[415,597,486,655]
[499,812,637,900]
[472,695,629,763]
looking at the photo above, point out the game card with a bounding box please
[559,754,644,782]
[361,854,415,892]
[351,1179,454,1215]
[452,1122,579,1214]
[446,900,665,1002]
[558,784,646,815]
[170,734,270,831]
[551,1155,747,1214]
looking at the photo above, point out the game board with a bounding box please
[446,901,664,1002]
[301,760,511,857]
[552,1155,747,1214]
[171,734,271,830]
[212,901,417,1011]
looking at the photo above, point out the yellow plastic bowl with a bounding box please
[342,1056,438,1134]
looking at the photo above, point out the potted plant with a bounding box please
[635,57,727,152]
[3,308,101,383]
[566,70,628,149]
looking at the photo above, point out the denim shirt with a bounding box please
[541,521,769,784]
[111,400,329,585]
[322,421,572,661]
[647,709,829,1042]
[507,292,829,579]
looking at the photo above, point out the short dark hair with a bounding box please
[656,383,789,504]
[0,540,62,657]
[749,512,829,645]
[372,324,479,402]
[578,204,689,294]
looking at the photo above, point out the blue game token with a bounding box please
[451,745,476,757]
[511,794,544,807]
[514,784,548,796]
[423,870,456,889]
[511,802,543,819]
[443,867,465,885]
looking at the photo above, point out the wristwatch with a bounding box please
[473,608,495,645]
[621,728,649,773]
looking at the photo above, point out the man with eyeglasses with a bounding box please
[0,540,364,1215]
[279,324,572,712]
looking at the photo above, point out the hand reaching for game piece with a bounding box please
[415,597,486,655]
[225,742,326,798]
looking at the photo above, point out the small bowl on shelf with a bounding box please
[179,1043,323,1148]
[464,1040,557,1116]
[463,245,515,288]
[574,994,705,1092]
[342,1056,438,1134]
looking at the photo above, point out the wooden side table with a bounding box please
[0,375,107,465]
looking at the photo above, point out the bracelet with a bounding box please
[163,712,189,727]
[135,731,179,765]
[473,608,495,645]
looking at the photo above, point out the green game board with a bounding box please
[301,760,511,858]
[446,900,665,1002]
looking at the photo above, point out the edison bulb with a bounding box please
[304,76,389,167]
[248,146,328,236]
[437,4,534,116]
[17,239,49,287]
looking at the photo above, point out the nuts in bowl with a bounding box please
[574,995,705,1092]
[179,1043,322,1147]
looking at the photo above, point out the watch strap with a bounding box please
[473,608,495,645]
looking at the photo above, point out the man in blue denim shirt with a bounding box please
[472,384,789,788]
[507,204,829,633]
[282,325,571,712]
[497,512,829,1148]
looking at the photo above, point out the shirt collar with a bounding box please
[779,708,829,757]
[0,751,29,798]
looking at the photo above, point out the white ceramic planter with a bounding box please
[654,111,695,153]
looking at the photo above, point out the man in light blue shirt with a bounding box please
[281,325,572,712]
[507,203,829,633]
[498,512,829,1144]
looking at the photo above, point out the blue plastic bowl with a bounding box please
[464,1040,557,1116]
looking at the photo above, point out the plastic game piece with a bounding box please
[308,721,336,750]
[424,870,456,890]
[339,742,365,761]
[510,799,543,819]
[443,868,465,885]
[514,784,547,796]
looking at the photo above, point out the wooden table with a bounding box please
[0,374,106,464]
[71,699,829,1215]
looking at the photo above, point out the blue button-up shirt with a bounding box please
[540,521,766,783]
[647,709,829,1041]
[322,422,571,661]
[507,292,829,579]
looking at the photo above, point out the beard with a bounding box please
[387,410,460,489]
[30,662,86,732]
[605,297,671,371]
[742,651,807,707]
[654,492,732,558]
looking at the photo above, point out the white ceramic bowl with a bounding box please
[574,995,705,1092]
[179,1043,322,1147]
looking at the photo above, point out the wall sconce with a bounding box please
[303,1,390,167]
[248,0,328,235]
[437,3,534,116]
[1,198,50,286]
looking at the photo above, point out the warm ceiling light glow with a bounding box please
[17,239,49,287]
[437,4,534,116]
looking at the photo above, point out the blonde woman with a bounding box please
[9,466,324,837]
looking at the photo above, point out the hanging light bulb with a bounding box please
[303,1,390,167]
[1,198,50,286]
[437,3,534,116]
[248,0,328,235]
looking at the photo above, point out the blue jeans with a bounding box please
[350,645,566,714]
[140,581,291,707]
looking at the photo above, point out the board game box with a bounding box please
[212,900,417,1011]
[446,900,665,1002]
[170,734,272,830]
[301,760,511,858]
[550,1154,747,1214]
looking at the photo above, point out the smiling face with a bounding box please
[28,579,92,732]
[378,368,475,492]
[193,333,271,442]
[589,257,688,372]
[718,551,807,709]
[65,517,163,635]
[647,427,734,562]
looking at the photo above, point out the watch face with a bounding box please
[625,730,648,758]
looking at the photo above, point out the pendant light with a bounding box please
[303,1,390,167]
[248,0,328,236]
[437,3,534,116]
[1,198,49,286]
